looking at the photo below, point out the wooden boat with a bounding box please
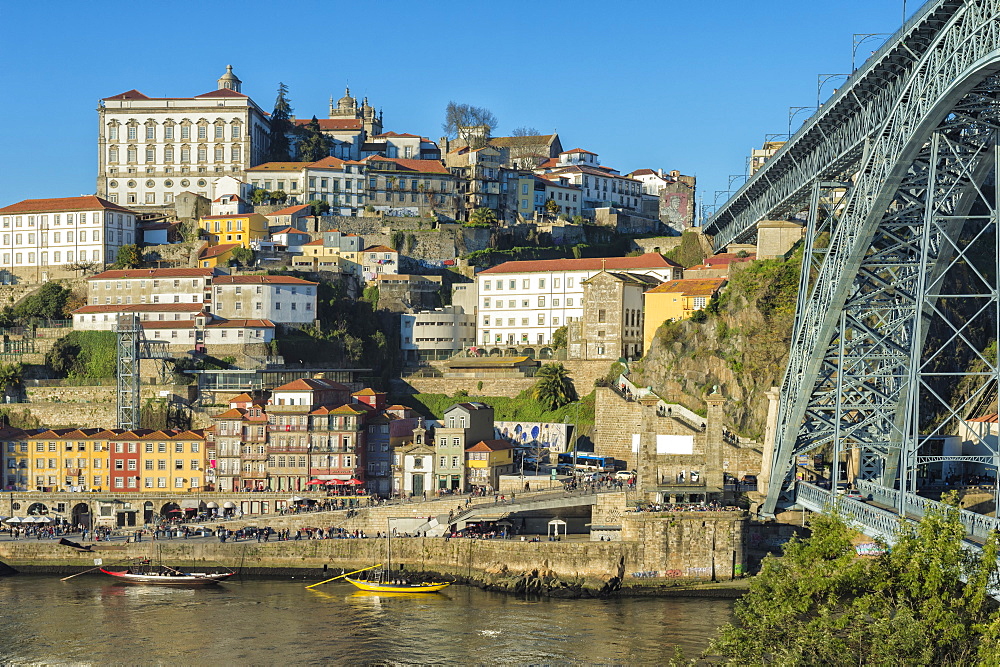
[344,574,450,593]
[100,566,234,586]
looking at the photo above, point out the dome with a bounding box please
[217,65,242,92]
[338,86,355,110]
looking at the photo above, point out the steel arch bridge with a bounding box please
[704,0,1000,517]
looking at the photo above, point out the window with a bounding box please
[538,296,546,307]
[483,281,491,291]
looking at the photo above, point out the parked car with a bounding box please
[615,470,636,480]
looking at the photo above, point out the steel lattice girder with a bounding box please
[762,2,1000,514]
[706,0,998,251]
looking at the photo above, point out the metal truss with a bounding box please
[760,0,1000,514]
[705,0,992,251]
[114,314,172,431]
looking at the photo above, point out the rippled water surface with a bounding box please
[0,575,733,664]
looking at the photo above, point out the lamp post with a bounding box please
[816,74,849,108]
[788,107,816,140]
[852,33,890,72]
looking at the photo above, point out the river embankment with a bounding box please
[0,510,769,598]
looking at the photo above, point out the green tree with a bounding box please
[113,244,142,269]
[0,361,24,395]
[531,362,577,410]
[469,207,498,225]
[544,199,560,215]
[551,326,568,350]
[270,190,288,204]
[362,285,379,309]
[251,189,271,206]
[306,199,330,216]
[266,82,294,162]
[709,494,1000,665]
[14,282,71,321]
[390,230,405,252]
[229,246,255,267]
[45,331,116,378]
[297,116,333,162]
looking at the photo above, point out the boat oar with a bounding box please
[305,564,383,589]
[60,564,107,582]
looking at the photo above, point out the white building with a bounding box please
[537,149,643,211]
[0,196,138,282]
[73,303,207,330]
[533,175,582,218]
[211,275,317,324]
[143,314,275,346]
[85,268,217,307]
[97,66,271,208]
[476,254,683,348]
[246,157,368,213]
[401,306,477,362]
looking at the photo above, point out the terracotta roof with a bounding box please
[274,378,349,392]
[373,132,422,138]
[213,275,317,285]
[330,404,367,415]
[194,88,248,98]
[967,415,999,423]
[560,148,597,155]
[548,165,639,182]
[645,278,726,297]
[198,213,262,220]
[308,156,348,170]
[489,134,558,147]
[536,158,559,168]
[535,175,580,190]
[478,253,681,275]
[72,303,206,314]
[466,439,514,453]
[292,118,363,131]
[352,388,384,396]
[246,162,305,172]
[103,89,151,101]
[270,226,306,235]
[199,243,240,260]
[213,408,247,420]
[363,245,397,253]
[0,196,135,215]
[704,253,756,267]
[629,169,658,176]
[228,393,255,403]
[89,268,217,281]
[267,204,312,216]
[302,239,325,246]
[361,156,449,174]
[205,319,274,328]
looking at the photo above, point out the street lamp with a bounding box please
[816,74,849,108]
[852,33,890,72]
[788,106,816,139]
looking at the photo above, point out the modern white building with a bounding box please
[475,253,683,348]
[97,66,271,208]
[0,196,138,282]
[400,306,476,362]
[211,275,317,324]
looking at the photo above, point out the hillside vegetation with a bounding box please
[631,250,801,439]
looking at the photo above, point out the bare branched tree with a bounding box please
[510,126,540,137]
[443,101,498,148]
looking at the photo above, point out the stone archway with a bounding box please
[26,502,47,516]
[522,347,536,359]
[71,502,91,529]
[143,501,154,524]
[489,348,501,357]
[161,502,181,521]
[539,347,553,359]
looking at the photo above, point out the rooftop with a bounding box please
[645,278,727,297]
[478,253,681,275]
[0,196,135,215]
[89,268,218,281]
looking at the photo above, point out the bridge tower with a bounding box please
[704,0,1000,515]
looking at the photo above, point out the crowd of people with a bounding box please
[629,501,740,513]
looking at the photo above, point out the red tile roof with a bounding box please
[72,303,206,314]
[548,165,639,182]
[274,378,349,392]
[363,245,397,254]
[361,156,449,174]
[478,253,681,274]
[204,319,274,328]
[967,415,999,423]
[704,253,756,267]
[561,148,597,155]
[194,88,248,98]
[292,118,363,131]
[466,439,514,452]
[267,204,312,217]
[629,169,657,176]
[0,196,135,215]
[270,226,307,235]
[199,244,240,260]
[645,278,726,297]
[246,162,305,172]
[102,89,151,101]
[308,156,348,169]
[213,275,317,285]
[89,268,217,281]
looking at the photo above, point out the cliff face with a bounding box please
[632,253,800,439]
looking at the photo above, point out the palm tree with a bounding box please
[531,363,577,411]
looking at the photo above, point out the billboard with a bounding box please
[495,421,572,453]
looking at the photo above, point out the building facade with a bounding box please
[568,271,660,361]
[400,306,476,363]
[97,66,271,208]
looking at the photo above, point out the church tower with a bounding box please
[217,65,242,93]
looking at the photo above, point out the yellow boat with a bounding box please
[343,576,451,593]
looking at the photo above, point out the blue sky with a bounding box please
[0,0,913,218]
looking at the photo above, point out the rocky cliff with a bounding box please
[632,252,801,439]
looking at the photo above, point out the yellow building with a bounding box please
[643,278,727,349]
[465,439,515,491]
[198,212,269,248]
[1,427,35,491]
[199,242,240,268]
[128,430,209,493]
[24,428,115,493]
[293,239,361,273]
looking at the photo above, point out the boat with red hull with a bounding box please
[100,566,234,586]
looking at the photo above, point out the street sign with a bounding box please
[93,558,103,566]
[550,468,557,479]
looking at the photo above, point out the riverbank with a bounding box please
[0,533,752,598]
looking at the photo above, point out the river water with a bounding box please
[0,575,733,664]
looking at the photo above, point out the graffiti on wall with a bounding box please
[495,421,572,454]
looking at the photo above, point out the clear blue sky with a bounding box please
[0,0,913,217]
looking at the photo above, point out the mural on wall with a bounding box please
[495,421,572,454]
